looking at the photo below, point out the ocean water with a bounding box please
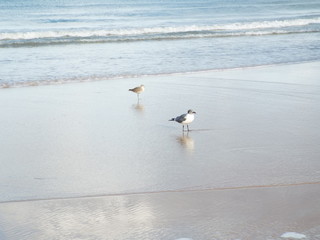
[0,0,320,88]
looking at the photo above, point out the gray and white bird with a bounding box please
[129,84,145,100]
[169,109,196,131]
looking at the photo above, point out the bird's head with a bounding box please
[188,109,196,114]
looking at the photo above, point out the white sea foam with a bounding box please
[281,232,306,239]
[1,17,319,41]
[220,17,320,30]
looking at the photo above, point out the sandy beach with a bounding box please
[0,62,320,240]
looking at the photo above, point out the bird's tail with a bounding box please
[169,118,175,121]
[128,89,133,92]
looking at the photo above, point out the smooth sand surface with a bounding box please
[0,62,320,239]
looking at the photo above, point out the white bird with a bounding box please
[169,109,196,131]
[129,84,145,100]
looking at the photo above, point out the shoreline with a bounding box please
[1,180,320,205]
[1,59,318,89]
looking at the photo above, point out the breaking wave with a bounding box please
[1,17,319,47]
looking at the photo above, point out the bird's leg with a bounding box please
[182,125,185,132]
[187,125,190,131]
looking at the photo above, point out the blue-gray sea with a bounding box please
[0,0,320,88]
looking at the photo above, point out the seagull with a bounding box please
[169,109,196,131]
[129,84,145,100]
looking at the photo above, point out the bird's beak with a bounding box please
[193,111,196,114]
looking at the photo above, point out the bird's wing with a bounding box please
[175,113,187,123]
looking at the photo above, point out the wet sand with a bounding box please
[0,184,320,240]
[0,62,320,239]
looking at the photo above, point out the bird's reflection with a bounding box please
[132,103,144,113]
[176,132,194,152]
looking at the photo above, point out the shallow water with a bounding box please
[1,0,320,87]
